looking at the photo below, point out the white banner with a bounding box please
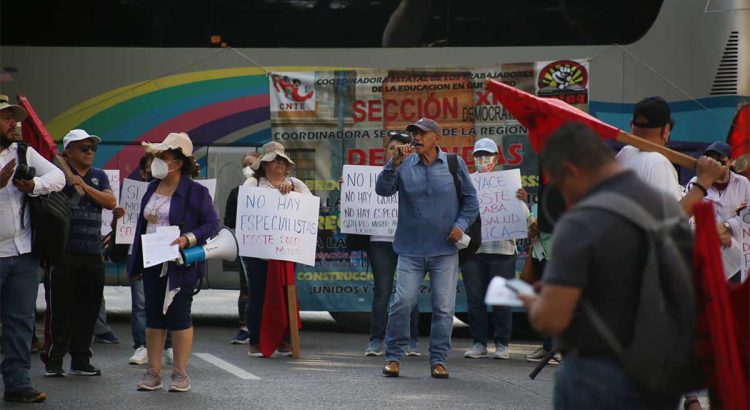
[115,178,150,244]
[101,169,120,235]
[741,208,750,282]
[236,187,320,266]
[471,169,528,242]
[269,72,316,112]
[340,165,398,236]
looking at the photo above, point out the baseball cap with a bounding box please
[704,141,732,158]
[142,132,193,157]
[472,138,498,155]
[632,97,675,129]
[0,94,28,122]
[406,118,440,134]
[63,129,102,150]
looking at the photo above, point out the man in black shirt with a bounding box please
[519,123,683,409]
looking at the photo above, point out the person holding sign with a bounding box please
[463,138,529,360]
[241,141,311,357]
[376,118,479,379]
[129,132,219,392]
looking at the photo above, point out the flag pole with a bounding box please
[615,131,697,169]
[286,283,301,359]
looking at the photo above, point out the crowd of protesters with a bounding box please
[0,93,747,410]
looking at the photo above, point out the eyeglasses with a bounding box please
[77,144,98,153]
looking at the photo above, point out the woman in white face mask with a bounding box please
[127,132,220,393]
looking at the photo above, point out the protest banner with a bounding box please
[236,186,320,266]
[116,178,150,244]
[471,169,527,241]
[340,165,398,236]
[741,208,750,281]
[101,169,120,235]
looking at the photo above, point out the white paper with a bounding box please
[101,170,121,235]
[471,169,528,242]
[141,226,181,268]
[485,277,534,307]
[740,208,750,282]
[116,178,150,244]
[196,179,217,202]
[722,241,742,280]
[455,232,471,249]
[235,187,321,266]
[340,165,398,237]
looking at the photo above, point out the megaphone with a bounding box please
[176,227,238,266]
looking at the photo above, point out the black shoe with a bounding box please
[70,363,101,376]
[94,331,119,344]
[4,387,47,402]
[44,365,65,377]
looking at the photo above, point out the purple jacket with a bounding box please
[128,177,220,290]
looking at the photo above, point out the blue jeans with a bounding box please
[385,253,458,366]
[130,276,171,349]
[554,354,678,410]
[0,253,41,392]
[461,252,515,346]
[241,257,267,345]
[368,241,419,345]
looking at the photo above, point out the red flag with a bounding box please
[484,79,698,169]
[16,94,60,161]
[259,260,301,358]
[484,79,619,153]
[692,202,748,410]
[725,104,749,178]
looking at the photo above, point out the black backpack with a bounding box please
[17,143,71,266]
[572,191,705,396]
[446,154,481,266]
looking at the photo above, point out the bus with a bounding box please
[1,0,747,327]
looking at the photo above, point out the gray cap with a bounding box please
[406,118,440,134]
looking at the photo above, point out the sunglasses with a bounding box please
[77,144,98,153]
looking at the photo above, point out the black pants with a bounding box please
[45,253,104,368]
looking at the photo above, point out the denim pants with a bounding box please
[368,241,419,345]
[385,253,458,366]
[554,354,679,410]
[241,256,268,345]
[461,252,515,346]
[130,277,172,350]
[0,253,41,392]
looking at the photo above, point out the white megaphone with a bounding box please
[176,227,238,266]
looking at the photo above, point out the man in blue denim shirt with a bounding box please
[376,118,478,379]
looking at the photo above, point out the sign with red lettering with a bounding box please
[270,72,316,112]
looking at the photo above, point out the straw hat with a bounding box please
[0,94,28,122]
[251,141,294,171]
[142,132,193,157]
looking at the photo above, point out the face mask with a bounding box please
[242,166,254,179]
[151,158,174,180]
[474,156,496,173]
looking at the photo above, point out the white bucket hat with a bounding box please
[251,141,295,171]
[0,94,28,122]
[142,132,193,157]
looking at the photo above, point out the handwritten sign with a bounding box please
[236,187,320,266]
[196,179,216,202]
[741,208,750,282]
[101,170,120,235]
[115,178,150,244]
[340,165,398,236]
[471,169,527,242]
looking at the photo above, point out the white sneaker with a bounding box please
[129,346,148,365]
[164,348,174,365]
[491,343,510,359]
[464,342,488,359]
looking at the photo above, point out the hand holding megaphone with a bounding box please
[175,227,239,266]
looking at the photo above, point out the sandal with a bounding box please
[683,398,701,410]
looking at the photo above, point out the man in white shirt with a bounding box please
[616,96,724,217]
[686,142,750,283]
[0,96,65,403]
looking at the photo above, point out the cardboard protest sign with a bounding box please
[101,169,120,235]
[741,208,750,281]
[236,186,320,266]
[340,165,398,236]
[115,178,150,244]
[471,169,527,242]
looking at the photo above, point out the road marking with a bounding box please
[194,353,260,380]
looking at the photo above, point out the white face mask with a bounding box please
[242,166,254,179]
[151,157,174,180]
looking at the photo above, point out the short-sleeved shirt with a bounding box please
[616,145,684,201]
[543,170,683,355]
[64,167,111,254]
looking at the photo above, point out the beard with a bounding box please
[0,131,14,148]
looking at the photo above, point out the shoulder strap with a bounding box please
[17,142,29,167]
[574,191,657,232]
[447,153,462,205]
